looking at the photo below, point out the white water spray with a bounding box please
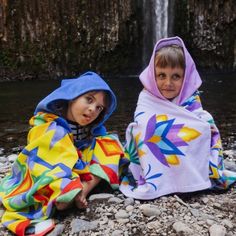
[142,0,169,67]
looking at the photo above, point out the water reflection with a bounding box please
[0,73,235,153]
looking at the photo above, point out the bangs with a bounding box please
[155,45,185,69]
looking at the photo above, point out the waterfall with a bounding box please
[142,0,169,67]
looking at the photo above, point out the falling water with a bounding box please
[154,1,168,42]
[142,0,169,67]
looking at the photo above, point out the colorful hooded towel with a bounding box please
[0,113,124,235]
[0,71,124,236]
[119,36,236,200]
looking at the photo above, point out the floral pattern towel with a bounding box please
[120,90,236,200]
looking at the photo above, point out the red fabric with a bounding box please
[80,173,92,182]
[15,220,30,236]
[60,178,83,195]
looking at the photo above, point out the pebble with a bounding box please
[209,224,226,236]
[0,149,235,236]
[111,230,123,236]
[124,197,134,206]
[115,210,129,219]
[88,193,114,201]
[140,204,161,217]
[108,197,123,204]
[7,154,18,162]
[47,224,65,236]
[173,221,193,234]
[71,219,98,233]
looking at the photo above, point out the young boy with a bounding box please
[0,71,124,235]
[119,36,236,200]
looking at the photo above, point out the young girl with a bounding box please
[119,36,236,200]
[0,71,124,235]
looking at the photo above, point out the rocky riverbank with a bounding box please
[0,148,236,236]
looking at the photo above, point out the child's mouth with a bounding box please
[83,114,91,121]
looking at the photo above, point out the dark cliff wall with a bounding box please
[0,0,142,80]
[173,0,236,71]
[0,0,235,81]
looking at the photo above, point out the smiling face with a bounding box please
[154,45,185,100]
[66,91,106,126]
[155,66,184,100]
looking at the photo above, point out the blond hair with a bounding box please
[155,45,185,69]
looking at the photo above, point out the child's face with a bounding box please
[155,66,184,100]
[67,91,106,126]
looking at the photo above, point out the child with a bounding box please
[119,36,236,200]
[0,71,124,235]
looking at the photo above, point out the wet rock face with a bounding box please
[0,0,142,79]
[0,0,235,81]
[173,0,236,71]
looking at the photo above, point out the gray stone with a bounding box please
[124,197,134,206]
[47,224,65,236]
[209,224,226,236]
[173,221,193,235]
[140,204,161,217]
[7,154,18,162]
[108,197,123,204]
[115,210,129,219]
[111,230,123,236]
[71,219,98,233]
[88,193,114,201]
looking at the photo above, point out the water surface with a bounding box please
[0,73,235,153]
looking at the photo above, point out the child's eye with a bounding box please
[172,74,181,81]
[86,96,93,103]
[97,106,104,112]
[157,73,165,80]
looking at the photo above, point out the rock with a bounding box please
[7,154,18,162]
[108,197,123,204]
[201,197,209,204]
[221,219,233,229]
[47,224,65,236]
[115,210,129,219]
[209,224,226,236]
[0,149,236,236]
[173,221,193,235]
[124,197,134,206]
[224,160,236,172]
[71,219,98,233]
[139,204,161,217]
[125,205,134,212]
[147,220,161,229]
[0,156,8,163]
[111,230,123,236]
[88,193,114,201]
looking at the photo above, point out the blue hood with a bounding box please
[35,71,117,136]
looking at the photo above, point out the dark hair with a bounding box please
[155,45,185,69]
[48,90,111,125]
[48,99,68,117]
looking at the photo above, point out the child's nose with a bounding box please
[88,104,96,113]
[165,77,172,85]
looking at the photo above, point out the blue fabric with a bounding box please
[34,71,116,137]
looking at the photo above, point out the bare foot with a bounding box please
[75,192,88,209]
[74,175,101,209]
